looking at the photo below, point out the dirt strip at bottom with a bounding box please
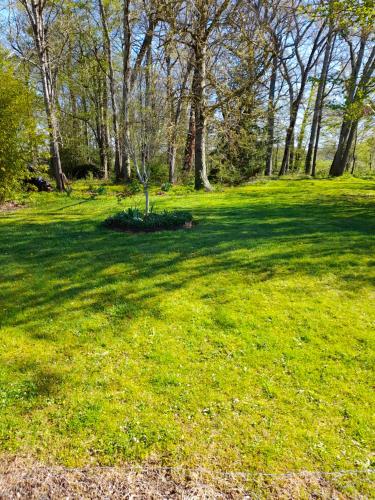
[1,458,374,499]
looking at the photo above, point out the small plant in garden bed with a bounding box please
[104,207,193,232]
[160,181,172,192]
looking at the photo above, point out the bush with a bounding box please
[59,134,100,180]
[124,179,142,196]
[0,50,42,203]
[160,182,172,192]
[104,208,193,232]
[87,185,107,198]
[148,157,169,183]
[68,163,102,180]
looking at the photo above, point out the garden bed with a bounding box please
[103,208,194,233]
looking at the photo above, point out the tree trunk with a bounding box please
[99,0,122,179]
[342,122,358,173]
[69,88,79,139]
[193,43,212,190]
[48,112,65,191]
[330,121,357,176]
[295,82,315,171]
[351,126,358,174]
[24,1,65,191]
[95,74,109,178]
[183,103,195,172]
[166,54,176,183]
[81,96,90,163]
[274,143,279,172]
[279,102,298,176]
[168,145,177,184]
[101,77,110,179]
[144,184,150,215]
[265,54,277,176]
[97,117,107,178]
[311,114,322,177]
[305,31,334,174]
[121,0,131,181]
[141,45,152,168]
[289,129,295,172]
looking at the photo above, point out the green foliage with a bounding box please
[65,185,74,197]
[212,105,267,184]
[167,181,195,195]
[0,50,41,203]
[87,185,107,199]
[160,182,172,192]
[121,179,142,197]
[356,134,375,171]
[329,0,375,29]
[96,186,107,196]
[104,208,193,231]
[60,146,102,180]
[148,157,169,183]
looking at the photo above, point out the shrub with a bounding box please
[0,50,42,203]
[60,144,102,179]
[148,157,169,183]
[104,208,193,232]
[160,182,172,192]
[124,179,142,196]
[87,185,107,199]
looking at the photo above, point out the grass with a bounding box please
[0,177,374,492]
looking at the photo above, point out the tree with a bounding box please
[278,2,327,176]
[329,1,375,176]
[305,11,335,175]
[17,0,67,191]
[121,0,131,180]
[98,0,122,179]
[181,0,234,190]
[265,53,278,176]
[165,44,192,184]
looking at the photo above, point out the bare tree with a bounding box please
[165,44,192,183]
[183,0,234,190]
[120,1,159,181]
[305,18,335,175]
[121,0,131,180]
[330,34,375,176]
[98,0,122,179]
[17,0,66,190]
[278,4,327,175]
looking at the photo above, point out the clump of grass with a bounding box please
[104,207,193,232]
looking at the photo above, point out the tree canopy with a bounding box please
[0,0,374,193]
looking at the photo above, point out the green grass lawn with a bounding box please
[0,178,374,484]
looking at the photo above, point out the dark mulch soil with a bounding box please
[104,221,194,233]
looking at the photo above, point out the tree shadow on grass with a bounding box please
[0,191,374,334]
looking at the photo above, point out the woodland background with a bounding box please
[0,0,374,202]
